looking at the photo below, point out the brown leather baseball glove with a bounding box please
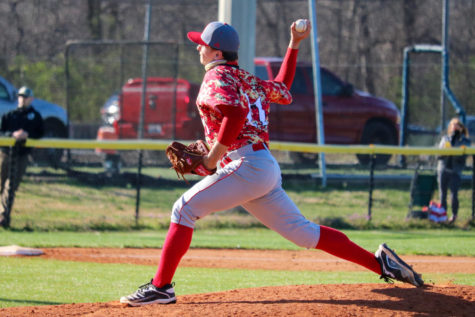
[166,140,216,181]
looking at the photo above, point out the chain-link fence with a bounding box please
[0,0,474,231]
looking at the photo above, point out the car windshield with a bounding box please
[267,64,311,94]
[255,65,269,80]
[320,69,345,96]
[256,64,308,94]
[290,67,309,94]
[0,83,9,100]
[265,64,345,96]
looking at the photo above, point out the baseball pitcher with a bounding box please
[121,20,423,307]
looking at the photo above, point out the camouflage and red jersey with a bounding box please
[196,64,292,151]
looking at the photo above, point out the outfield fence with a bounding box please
[0,137,471,156]
[1,137,473,230]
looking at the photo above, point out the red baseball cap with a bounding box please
[187,21,240,53]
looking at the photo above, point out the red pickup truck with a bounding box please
[98,77,202,141]
[97,58,400,172]
[256,57,400,165]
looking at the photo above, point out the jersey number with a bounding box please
[246,96,268,127]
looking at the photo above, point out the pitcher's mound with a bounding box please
[1,284,474,316]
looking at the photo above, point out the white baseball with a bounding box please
[295,19,307,33]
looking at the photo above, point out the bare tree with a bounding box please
[0,0,473,118]
[87,0,103,39]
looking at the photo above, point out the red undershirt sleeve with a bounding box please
[216,104,248,146]
[274,47,299,89]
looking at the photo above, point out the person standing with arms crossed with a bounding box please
[0,86,44,228]
[121,20,423,306]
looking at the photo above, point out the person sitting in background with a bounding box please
[0,86,44,228]
[437,117,470,223]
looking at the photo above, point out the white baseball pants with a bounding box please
[171,143,320,249]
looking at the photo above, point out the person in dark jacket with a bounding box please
[0,86,44,228]
[437,117,471,223]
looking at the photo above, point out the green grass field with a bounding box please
[1,229,475,308]
[1,229,475,256]
[1,164,474,309]
[7,165,475,231]
[2,256,471,308]
[0,257,398,308]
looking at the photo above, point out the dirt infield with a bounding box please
[2,248,474,316]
